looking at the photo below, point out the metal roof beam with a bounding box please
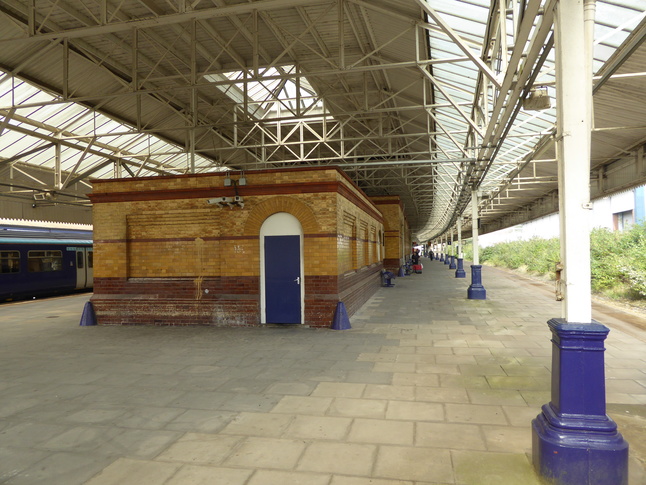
[0,0,329,46]
[416,0,501,90]
[0,142,56,169]
[594,15,646,94]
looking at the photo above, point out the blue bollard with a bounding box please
[79,301,97,326]
[330,301,351,330]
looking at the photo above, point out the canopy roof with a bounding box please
[0,0,645,239]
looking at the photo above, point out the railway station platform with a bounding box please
[1,257,645,484]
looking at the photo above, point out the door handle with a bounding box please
[294,276,300,285]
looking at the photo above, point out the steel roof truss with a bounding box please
[61,136,96,189]
[417,0,501,90]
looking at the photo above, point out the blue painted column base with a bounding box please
[532,319,628,485]
[434,253,439,261]
[444,254,450,265]
[455,258,466,278]
[439,254,445,262]
[467,264,486,299]
[448,255,456,269]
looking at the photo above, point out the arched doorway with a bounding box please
[260,212,304,324]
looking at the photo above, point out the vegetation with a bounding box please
[461,223,646,304]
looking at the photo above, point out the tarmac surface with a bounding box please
[1,256,645,484]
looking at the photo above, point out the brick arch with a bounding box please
[244,196,321,236]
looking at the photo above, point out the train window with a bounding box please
[88,250,94,268]
[77,251,84,269]
[28,250,63,272]
[0,251,20,273]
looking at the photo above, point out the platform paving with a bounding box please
[0,257,645,484]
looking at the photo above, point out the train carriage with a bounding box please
[0,220,93,301]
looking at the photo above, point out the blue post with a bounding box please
[434,252,439,261]
[331,301,351,330]
[444,253,450,265]
[439,252,444,262]
[532,319,628,484]
[79,301,97,326]
[467,265,486,299]
[449,255,456,269]
[455,258,466,278]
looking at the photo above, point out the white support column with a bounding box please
[457,218,463,258]
[471,190,479,265]
[532,2,628,482]
[455,217,466,278]
[189,86,197,174]
[555,0,593,324]
[54,135,62,190]
[449,228,456,269]
[467,189,486,298]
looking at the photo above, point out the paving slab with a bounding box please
[155,433,242,465]
[373,445,453,483]
[297,441,376,475]
[223,436,306,470]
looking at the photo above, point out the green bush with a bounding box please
[590,224,646,299]
[462,223,646,302]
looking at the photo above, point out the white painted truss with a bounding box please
[0,0,644,239]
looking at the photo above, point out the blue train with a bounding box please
[0,220,93,301]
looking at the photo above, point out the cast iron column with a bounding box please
[456,217,466,278]
[531,1,628,483]
[467,190,486,299]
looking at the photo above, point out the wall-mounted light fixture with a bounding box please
[207,196,244,209]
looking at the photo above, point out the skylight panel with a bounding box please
[205,65,327,121]
[0,75,220,181]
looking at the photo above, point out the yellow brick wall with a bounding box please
[92,168,384,280]
[371,196,408,263]
[336,194,383,275]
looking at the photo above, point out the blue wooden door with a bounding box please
[265,235,301,324]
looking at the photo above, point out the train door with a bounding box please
[75,248,93,289]
[76,250,87,289]
[86,249,94,287]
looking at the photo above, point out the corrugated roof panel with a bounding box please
[0,0,644,238]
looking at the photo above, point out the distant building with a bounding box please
[480,184,646,247]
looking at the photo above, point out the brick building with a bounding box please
[89,166,408,327]
[371,196,410,273]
